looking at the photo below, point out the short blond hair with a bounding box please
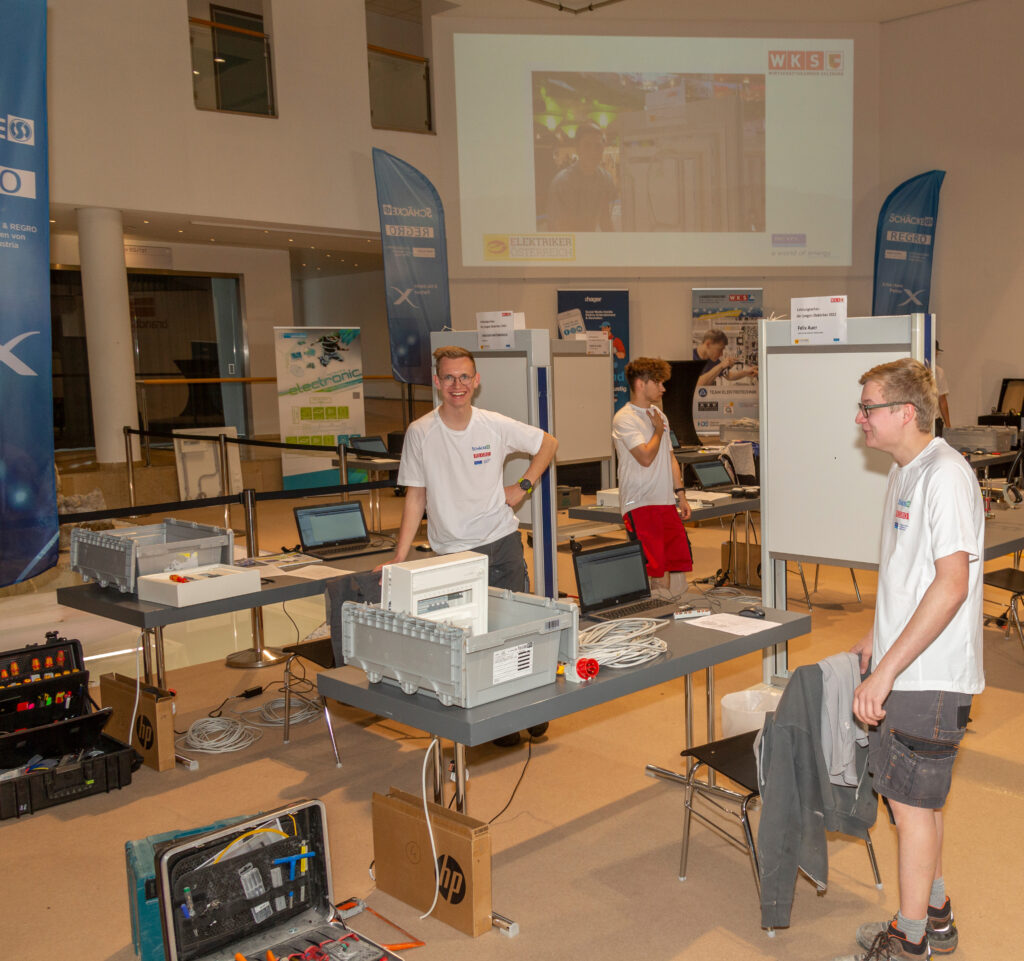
[625,357,671,391]
[859,357,937,432]
[433,345,476,372]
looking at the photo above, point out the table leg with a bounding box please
[153,625,166,690]
[644,672,695,785]
[705,666,716,788]
[454,742,468,814]
[431,739,445,806]
[140,628,154,685]
[226,607,285,669]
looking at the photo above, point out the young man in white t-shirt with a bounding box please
[611,357,693,598]
[833,358,984,961]
[387,345,557,592]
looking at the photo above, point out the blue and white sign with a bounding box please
[556,289,630,411]
[872,170,945,316]
[372,149,451,387]
[0,0,56,587]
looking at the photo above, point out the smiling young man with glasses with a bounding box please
[387,345,557,595]
[833,358,984,961]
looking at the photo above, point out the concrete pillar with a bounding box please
[76,207,139,463]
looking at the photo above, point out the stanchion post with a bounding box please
[218,433,231,532]
[124,426,136,508]
[337,442,349,503]
[137,383,152,467]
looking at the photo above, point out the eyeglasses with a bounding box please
[857,400,917,418]
[440,373,474,386]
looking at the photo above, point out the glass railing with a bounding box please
[368,45,432,133]
[189,17,276,117]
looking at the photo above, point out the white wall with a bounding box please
[879,0,1024,422]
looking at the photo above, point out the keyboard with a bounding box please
[593,597,670,620]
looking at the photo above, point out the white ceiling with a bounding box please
[55,0,974,279]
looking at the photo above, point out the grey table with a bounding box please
[318,602,809,813]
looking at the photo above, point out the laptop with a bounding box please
[348,434,391,457]
[293,501,379,560]
[572,540,681,621]
[690,459,736,492]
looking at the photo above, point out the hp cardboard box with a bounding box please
[372,786,491,937]
[100,673,176,772]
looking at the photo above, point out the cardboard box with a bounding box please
[100,673,176,772]
[136,563,260,607]
[372,786,492,937]
[722,540,761,588]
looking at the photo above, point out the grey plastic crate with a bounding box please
[341,588,579,707]
[70,519,234,593]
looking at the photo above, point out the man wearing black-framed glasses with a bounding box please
[834,358,984,961]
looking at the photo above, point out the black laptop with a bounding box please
[572,540,680,621]
[347,435,391,457]
[690,459,736,492]
[293,501,379,560]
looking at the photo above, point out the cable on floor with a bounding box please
[176,715,263,754]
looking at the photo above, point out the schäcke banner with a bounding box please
[372,149,451,386]
[0,0,56,587]
[871,170,945,316]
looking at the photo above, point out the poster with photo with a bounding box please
[275,327,365,489]
[691,289,762,435]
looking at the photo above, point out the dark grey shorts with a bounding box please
[867,689,972,809]
[472,530,528,593]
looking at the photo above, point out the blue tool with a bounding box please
[272,850,316,881]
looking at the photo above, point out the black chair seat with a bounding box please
[680,730,759,794]
[984,567,1024,594]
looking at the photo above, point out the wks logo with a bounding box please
[0,165,36,199]
[0,114,35,146]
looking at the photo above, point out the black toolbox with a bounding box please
[0,632,140,819]
[154,799,405,961]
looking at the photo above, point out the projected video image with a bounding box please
[533,72,765,233]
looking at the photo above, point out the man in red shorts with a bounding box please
[611,357,693,598]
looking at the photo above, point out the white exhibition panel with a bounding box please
[551,348,614,464]
[760,314,927,571]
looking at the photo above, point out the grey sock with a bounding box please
[896,911,927,944]
[929,877,947,911]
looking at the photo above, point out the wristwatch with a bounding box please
[518,477,534,494]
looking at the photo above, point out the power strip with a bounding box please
[674,608,711,619]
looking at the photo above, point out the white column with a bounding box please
[77,207,139,463]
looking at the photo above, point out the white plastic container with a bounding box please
[720,684,783,738]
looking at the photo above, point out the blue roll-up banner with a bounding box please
[0,0,56,588]
[372,148,451,387]
[556,289,630,412]
[871,170,945,316]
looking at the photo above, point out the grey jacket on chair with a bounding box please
[756,664,878,928]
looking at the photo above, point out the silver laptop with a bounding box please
[572,540,680,621]
[293,501,380,560]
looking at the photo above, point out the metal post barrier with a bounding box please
[337,443,349,502]
[218,432,231,532]
[225,487,284,669]
[124,426,136,508]
[137,384,152,467]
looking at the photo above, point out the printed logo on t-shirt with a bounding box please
[472,443,492,466]
[894,496,911,532]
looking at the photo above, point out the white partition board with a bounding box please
[760,314,929,571]
[551,349,613,464]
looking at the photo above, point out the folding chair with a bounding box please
[281,637,342,767]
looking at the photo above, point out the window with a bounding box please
[189,2,276,117]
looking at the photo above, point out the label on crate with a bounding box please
[492,641,534,684]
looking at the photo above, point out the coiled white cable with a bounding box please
[235,697,322,727]
[579,617,668,668]
[176,716,263,753]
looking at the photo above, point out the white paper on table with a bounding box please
[283,566,353,580]
[687,612,782,635]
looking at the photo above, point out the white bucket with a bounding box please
[720,685,783,738]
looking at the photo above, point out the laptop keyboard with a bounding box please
[595,597,668,619]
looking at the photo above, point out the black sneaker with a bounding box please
[841,919,929,960]
[925,898,958,954]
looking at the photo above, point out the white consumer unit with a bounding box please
[381,551,489,635]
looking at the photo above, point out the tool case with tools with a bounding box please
[154,799,405,961]
[0,632,140,819]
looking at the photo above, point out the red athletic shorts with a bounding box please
[623,504,693,579]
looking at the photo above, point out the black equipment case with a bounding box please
[0,632,139,819]
[154,799,405,961]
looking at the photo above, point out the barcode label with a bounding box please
[493,642,534,684]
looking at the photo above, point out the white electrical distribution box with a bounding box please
[596,488,620,508]
[136,564,260,607]
[381,551,490,636]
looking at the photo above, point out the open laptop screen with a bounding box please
[573,540,651,615]
[691,459,734,490]
[294,502,369,550]
[348,435,390,456]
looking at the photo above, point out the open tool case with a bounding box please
[0,632,139,819]
[155,800,405,961]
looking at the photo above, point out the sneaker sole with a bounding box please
[855,927,957,954]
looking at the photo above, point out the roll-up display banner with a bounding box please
[0,0,57,587]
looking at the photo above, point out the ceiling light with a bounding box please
[143,219,150,224]
[178,229,184,233]
[214,57,226,63]
[193,70,200,76]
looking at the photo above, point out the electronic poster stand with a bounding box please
[758,313,932,681]
[429,329,560,599]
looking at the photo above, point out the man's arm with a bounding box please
[723,365,758,382]
[626,408,665,468]
[671,447,692,521]
[505,431,558,509]
[378,485,427,569]
[696,356,737,387]
[852,551,970,724]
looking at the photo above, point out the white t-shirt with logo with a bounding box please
[611,403,676,511]
[398,407,544,555]
[874,437,985,693]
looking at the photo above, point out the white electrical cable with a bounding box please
[127,633,144,748]
[234,697,322,727]
[418,737,442,920]
[579,617,668,668]
[176,716,263,753]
